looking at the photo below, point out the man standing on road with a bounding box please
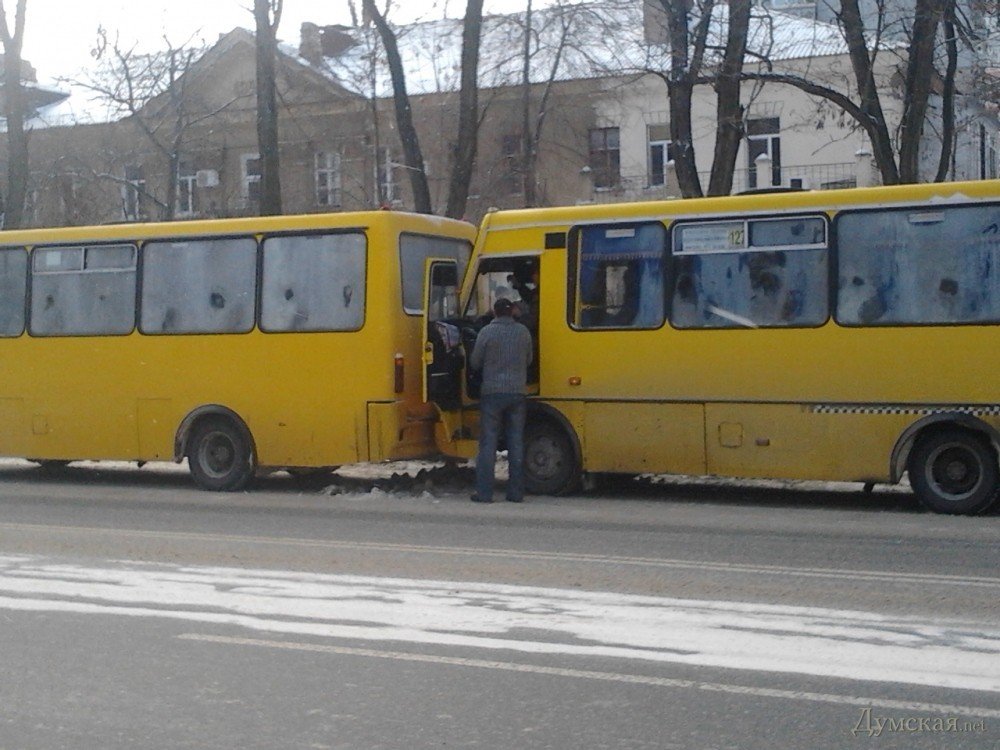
[469,297,533,504]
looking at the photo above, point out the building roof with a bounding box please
[294,0,852,97]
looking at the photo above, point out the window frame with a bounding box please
[567,220,668,332]
[669,212,831,330]
[314,150,342,208]
[138,234,258,336]
[833,202,1000,328]
[588,126,621,190]
[399,232,472,316]
[29,242,139,338]
[258,229,369,334]
[241,153,261,204]
[0,246,28,337]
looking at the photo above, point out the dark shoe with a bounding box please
[470,494,493,503]
[506,497,523,503]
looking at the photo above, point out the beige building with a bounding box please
[5,1,999,229]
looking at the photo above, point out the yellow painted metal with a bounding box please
[0,211,476,469]
[456,179,1000,485]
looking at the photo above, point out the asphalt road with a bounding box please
[0,459,996,749]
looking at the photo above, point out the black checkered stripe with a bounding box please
[810,404,1000,416]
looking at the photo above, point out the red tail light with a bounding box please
[394,352,404,394]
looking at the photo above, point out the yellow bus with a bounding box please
[423,179,1000,515]
[0,210,473,490]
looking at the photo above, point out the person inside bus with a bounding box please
[469,297,534,504]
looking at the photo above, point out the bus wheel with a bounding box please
[188,418,254,492]
[524,421,579,495]
[908,429,999,515]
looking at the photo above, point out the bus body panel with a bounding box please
[438,180,1000,510]
[0,211,475,480]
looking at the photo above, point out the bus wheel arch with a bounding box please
[176,406,257,492]
[523,403,582,496]
[894,415,1000,515]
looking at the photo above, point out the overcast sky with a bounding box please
[20,0,540,83]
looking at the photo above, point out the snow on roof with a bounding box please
[296,0,850,98]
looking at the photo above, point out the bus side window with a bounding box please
[141,238,256,335]
[571,223,666,330]
[31,245,137,337]
[261,233,366,332]
[836,205,1000,326]
[671,216,828,329]
[0,249,27,337]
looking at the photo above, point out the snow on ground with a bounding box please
[0,456,911,498]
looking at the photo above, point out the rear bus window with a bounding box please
[140,237,257,334]
[261,233,367,332]
[0,248,27,337]
[836,204,1000,326]
[570,222,666,330]
[399,234,471,314]
[670,215,828,329]
[30,244,137,336]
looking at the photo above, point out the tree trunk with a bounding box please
[0,0,29,229]
[935,8,957,182]
[707,0,749,196]
[255,0,282,215]
[445,0,484,220]
[364,0,433,214]
[838,0,899,184]
[898,0,946,183]
[662,0,713,198]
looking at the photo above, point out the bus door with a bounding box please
[461,254,541,390]
[422,259,464,410]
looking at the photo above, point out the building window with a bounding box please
[588,127,620,189]
[241,154,261,203]
[377,147,397,205]
[500,134,522,194]
[747,117,781,189]
[176,161,198,217]
[647,124,675,187]
[122,165,145,221]
[315,150,341,207]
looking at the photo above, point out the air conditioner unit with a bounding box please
[195,169,219,188]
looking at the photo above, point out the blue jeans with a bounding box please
[475,393,527,502]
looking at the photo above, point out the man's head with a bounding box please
[493,298,514,317]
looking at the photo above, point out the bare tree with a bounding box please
[740,0,958,185]
[445,0,484,219]
[516,0,579,207]
[362,0,487,217]
[76,29,218,220]
[0,0,28,228]
[254,0,282,215]
[362,0,433,213]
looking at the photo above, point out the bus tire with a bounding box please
[524,421,580,495]
[187,417,254,492]
[908,429,999,515]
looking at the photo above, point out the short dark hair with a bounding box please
[493,298,514,316]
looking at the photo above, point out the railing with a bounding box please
[581,160,870,204]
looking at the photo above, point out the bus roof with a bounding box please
[0,210,475,246]
[478,179,1000,233]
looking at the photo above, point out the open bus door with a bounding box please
[421,259,464,410]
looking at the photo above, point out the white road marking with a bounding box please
[0,555,997,696]
[178,633,1000,719]
[1,521,997,589]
